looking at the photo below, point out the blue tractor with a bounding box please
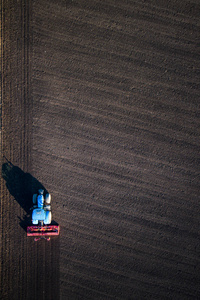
[31,189,52,225]
[27,189,60,241]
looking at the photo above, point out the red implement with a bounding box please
[27,225,60,236]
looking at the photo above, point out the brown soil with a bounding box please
[1,1,200,299]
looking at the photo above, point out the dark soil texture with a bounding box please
[1,1,200,299]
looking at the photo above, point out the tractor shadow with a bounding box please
[1,159,50,231]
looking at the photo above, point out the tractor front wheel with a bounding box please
[45,193,51,205]
[33,194,37,205]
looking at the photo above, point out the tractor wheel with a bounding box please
[45,193,51,204]
[33,194,37,205]
[48,211,52,223]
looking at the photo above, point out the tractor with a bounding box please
[27,189,60,241]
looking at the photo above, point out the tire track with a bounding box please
[1,1,41,300]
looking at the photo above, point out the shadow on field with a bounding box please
[1,159,48,230]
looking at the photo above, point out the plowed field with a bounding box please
[1,1,200,299]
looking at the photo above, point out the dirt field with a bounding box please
[1,0,200,299]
